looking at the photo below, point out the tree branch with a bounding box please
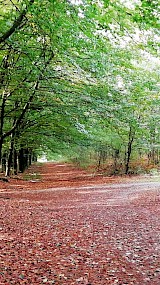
[0,50,54,142]
[1,82,39,141]
[0,0,35,44]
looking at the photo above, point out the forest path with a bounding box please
[0,162,160,284]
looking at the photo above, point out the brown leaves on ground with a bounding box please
[0,163,123,192]
[0,163,160,284]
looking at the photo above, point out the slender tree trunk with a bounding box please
[13,149,18,175]
[6,134,14,176]
[0,142,3,170]
[113,149,119,174]
[0,51,11,164]
[0,94,7,165]
[32,154,37,162]
[28,151,32,166]
[2,153,7,173]
[125,127,135,174]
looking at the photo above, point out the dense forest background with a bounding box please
[0,0,160,176]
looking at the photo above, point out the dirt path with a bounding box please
[0,163,160,284]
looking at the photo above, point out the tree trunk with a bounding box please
[2,153,7,173]
[18,148,31,173]
[13,148,18,175]
[113,149,119,174]
[28,151,32,166]
[125,127,135,174]
[0,142,3,170]
[18,148,25,173]
[0,95,7,164]
[5,134,14,176]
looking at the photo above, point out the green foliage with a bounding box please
[133,0,160,28]
[0,0,160,175]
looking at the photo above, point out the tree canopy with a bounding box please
[0,0,160,175]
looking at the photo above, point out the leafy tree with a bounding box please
[0,0,160,175]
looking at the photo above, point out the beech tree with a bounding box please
[0,0,159,175]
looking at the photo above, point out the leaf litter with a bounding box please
[0,163,160,284]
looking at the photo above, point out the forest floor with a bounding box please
[0,162,160,285]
